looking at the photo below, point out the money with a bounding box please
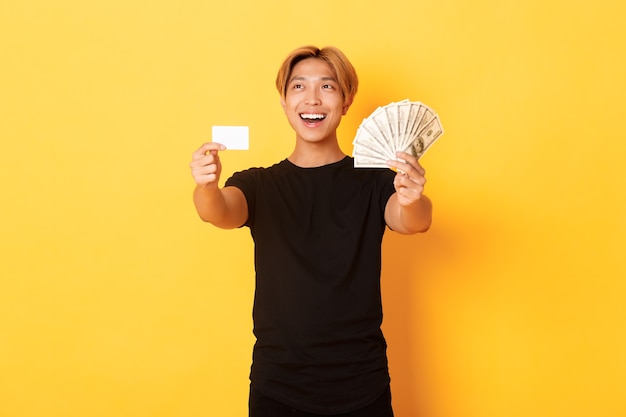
[352,100,444,168]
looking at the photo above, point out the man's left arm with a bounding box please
[384,151,433,234]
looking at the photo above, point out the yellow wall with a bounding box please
[1,1,624,416]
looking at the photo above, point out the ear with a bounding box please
[342,97,353,115]
[280,97,287,112]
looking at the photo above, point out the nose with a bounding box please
[304,90,321,105]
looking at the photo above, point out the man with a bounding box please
[190,45,432,417]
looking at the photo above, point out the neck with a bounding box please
[288,140,346,168]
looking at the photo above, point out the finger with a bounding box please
[192,142,226,160]
[395,151,417,164]
[190,152,216,168]
[394,177,425,201]
[191,159,219,174]
[395,169,426,188]
[395,151,425,175]
[387,158,417,178]
[190,163,220,185]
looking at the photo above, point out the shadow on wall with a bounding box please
[347,53,492,415]
[381,209,496,416]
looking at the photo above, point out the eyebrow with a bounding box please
[289,76,337,83]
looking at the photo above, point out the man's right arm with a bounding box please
[190,142,248,229]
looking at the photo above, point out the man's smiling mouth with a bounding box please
[300,113,326,121]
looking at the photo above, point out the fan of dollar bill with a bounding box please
[352,99,444,168]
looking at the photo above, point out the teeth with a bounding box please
[301,113,325,120]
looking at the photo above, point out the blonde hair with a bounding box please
[275,45,358,106]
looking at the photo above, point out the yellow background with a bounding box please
[1,0,625,416]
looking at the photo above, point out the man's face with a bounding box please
[281,58,350,145]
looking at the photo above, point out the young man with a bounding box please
[190,45,432,417]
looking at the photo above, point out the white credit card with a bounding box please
[211,125,249,150]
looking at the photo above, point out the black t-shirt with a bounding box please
[225,156,397,414]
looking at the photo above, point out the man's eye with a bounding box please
[322,84,334,89]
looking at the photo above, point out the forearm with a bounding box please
[193,184,248,229]
[193,185,228,224]
[394,194,433,234]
